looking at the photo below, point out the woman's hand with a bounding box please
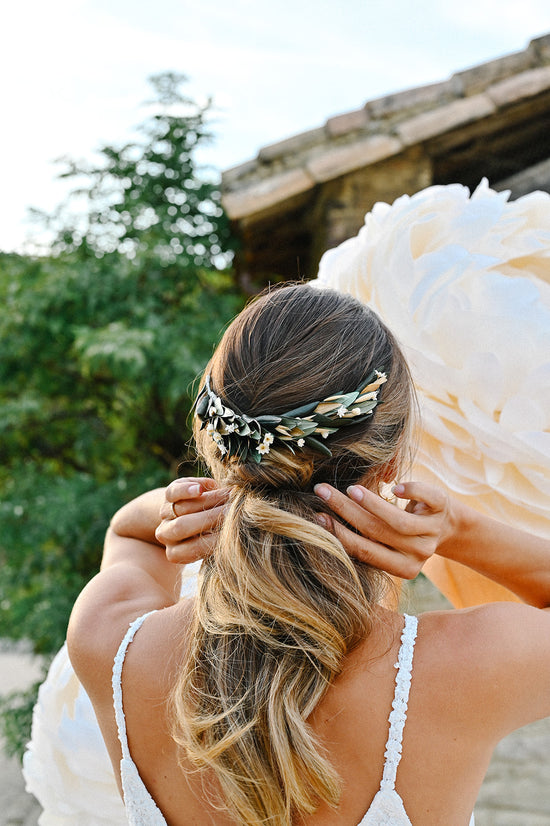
[155,477,229,564]
[314,481,451,579]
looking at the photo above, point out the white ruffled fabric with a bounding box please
[23,563,201,824]
[315,180,550,545]
[22,643,127,825]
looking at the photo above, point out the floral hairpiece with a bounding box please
[195,369,387,464]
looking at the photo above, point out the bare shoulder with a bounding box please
[418,601,550,661]
[415,603,550,739]
[67,562,177,703]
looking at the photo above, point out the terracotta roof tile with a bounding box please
[366,80,457,120]
[222,168,315,220]
[325,107,370,137]
[396,94,496,146]
[307,135,402,182]
[487,65,550,108]
[222,34,550,220]
[258,127,326,163]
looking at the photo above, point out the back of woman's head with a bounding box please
[175,284,416,825]
[197,283,414,493]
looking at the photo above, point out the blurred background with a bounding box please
[1,4,550,822]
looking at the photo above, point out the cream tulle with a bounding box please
[315,179,550,605]
[22,643,127,825]
[23,565,201,823]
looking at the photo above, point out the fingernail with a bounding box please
[392,484,405,496]
[315,514,328,528]
[188,484,201,496]
[314,484,331,501]
[347,485,363,502]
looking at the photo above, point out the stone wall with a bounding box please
[309,145,432,269]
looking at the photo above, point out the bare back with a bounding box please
[89,602,519,826]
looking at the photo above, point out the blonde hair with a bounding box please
[172,285,416,824]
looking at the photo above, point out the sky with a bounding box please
[2,0,550,252]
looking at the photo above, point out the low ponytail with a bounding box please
[171,285,415,824]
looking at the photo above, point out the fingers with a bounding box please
[159,487,229,520]
[164,476,219,504]
[315,484,420,547]
[162,526,220,564]
[156,477,229,565]
[391,481,448,515]
[329,519,425,579]
[157,503,226,544]
[314,482,445,579]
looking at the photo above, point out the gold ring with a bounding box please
[168,502,177,519]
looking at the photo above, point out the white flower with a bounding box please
[206,422,215,433]
[224,422,237,433]
[211,431,222,443]
[263,432,274,445]
[209,406,217,417]
[256,442,270,455]
[297,438,305,447]
[314,179,550,608]
[351,407,361,415]
[217,443,228,456]
[336,405,347,418]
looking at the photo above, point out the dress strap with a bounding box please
[380,614,418,791]
[112,610,158,760]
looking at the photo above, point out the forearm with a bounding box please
[438,501,550,608]
[109,487,166,545]
[101,487,183,596]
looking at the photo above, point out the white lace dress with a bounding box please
[26,610,474,826]
[111,612,475,826]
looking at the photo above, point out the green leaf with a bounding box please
[195,393,209,417]
[283,401,318,418]
[304,436,333,457]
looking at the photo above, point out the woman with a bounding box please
[65,284,550,826]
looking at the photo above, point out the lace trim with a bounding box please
[112,610,158,762]
[380,614,418,791]
[358,786,413,825]
[121,757,167,825]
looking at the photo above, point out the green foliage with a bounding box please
[0,73,243,756]
[0,683,42,761]
[39,72,234,268]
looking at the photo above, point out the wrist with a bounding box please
[436,497,475,562]
[110,488,166,545]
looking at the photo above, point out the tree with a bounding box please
[0,74,243,757]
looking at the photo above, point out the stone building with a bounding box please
[222,33,550,287]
